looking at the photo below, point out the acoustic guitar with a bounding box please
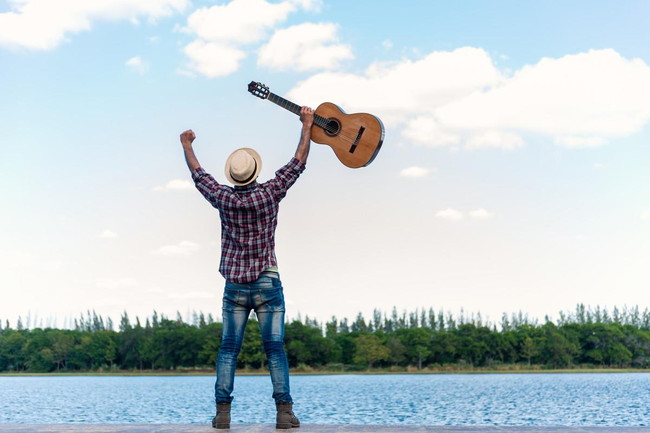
[248,81,384,168]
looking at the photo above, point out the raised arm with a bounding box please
[295,106,314,163]
[180,129,201,174]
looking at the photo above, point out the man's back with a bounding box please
[192,157,306,283]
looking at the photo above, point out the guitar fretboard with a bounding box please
[268,93,330,130]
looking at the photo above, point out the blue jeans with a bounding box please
[215,272,293,404]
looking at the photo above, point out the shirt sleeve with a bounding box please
[264,157,306,201]
[192,167,227,208]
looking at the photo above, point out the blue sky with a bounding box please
[1,0,649,328]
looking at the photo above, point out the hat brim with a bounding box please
[224,148,262,186]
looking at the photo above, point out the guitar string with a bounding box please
[317,129,364,146]
[314,118,369,145]
[267,94,372,147]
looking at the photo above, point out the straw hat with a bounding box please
[224,148,262,186]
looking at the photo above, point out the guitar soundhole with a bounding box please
[324,118,341,137]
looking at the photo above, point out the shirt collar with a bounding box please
[234,180,259,191]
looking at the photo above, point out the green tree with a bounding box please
[540,323,578,368]
[353,334,389,369]
[239,320,264,369]
[386,337,407,366]
[397,328,432,369]
[520,336,538,366]
[285,320,335,367]
[23,329,55,372]
[50,330,75,371]
[1,330,28,371]
[83,330,118,369]
[455,324,490,366]
[198,322,222,367]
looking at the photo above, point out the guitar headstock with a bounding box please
[248,81,270,100]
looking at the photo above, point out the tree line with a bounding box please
[1,304,649,373]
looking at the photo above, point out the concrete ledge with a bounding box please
[1,425,649,433]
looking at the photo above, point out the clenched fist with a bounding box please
[180,129,196,149]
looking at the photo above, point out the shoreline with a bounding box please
[1,367,649,377]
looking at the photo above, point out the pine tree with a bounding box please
[325,316,338,338]
[120,311,131,332]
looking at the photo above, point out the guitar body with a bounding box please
[312,102,384,168]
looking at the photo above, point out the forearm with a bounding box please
[179,130,200,174]
[295,106,314,163]
[183,145,201,174]
[294,124,311,163]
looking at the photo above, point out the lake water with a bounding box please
[1,373,649,426]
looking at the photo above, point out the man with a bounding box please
[179,106,314,429]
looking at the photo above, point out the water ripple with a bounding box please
[1,373,649,425]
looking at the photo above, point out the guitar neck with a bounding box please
[267,93,329,129]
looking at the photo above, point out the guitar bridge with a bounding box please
[349,126,365,154]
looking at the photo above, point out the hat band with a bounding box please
[230,159,257,184]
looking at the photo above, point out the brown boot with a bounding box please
[276,401,300,429]
[212,402,231,429]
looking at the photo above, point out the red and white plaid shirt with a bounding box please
[192,157,306,283]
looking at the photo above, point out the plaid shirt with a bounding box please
[192,157,306,283]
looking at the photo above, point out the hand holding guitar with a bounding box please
[300,106,315,129]
[296,106,314,163]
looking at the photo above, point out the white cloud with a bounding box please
[258,22,353,71]
[399,166,430,178]
[185,0,294,44]
[153,240,200,256]
[98,229,118,238]
[95,277,137,290]
[402,116,461,147]
[126,56,148,75]
[154,179,194,191]
[593,162,605,170]
[181,40,246,78]
[642,209,650,220]
[435,208,464,221]
[468,208,495,219]
[436,49,650,148]
[290,48,650,150]
[288,47,502,126]
[181,0,319,77]
[0,0,189,50]
[465,130,524,150]
[290,0,322,12]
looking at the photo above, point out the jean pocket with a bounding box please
[256,287,285,313]
[222,288,241,312]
